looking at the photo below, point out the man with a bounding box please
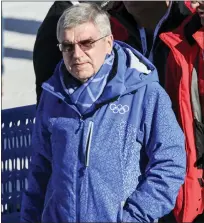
[33,1,187,105]
[160,1,204,222]
[21,3,186,222]
[33,1,109,104]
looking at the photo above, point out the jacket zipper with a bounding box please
[76,121,94,222]
[85,121,94,167]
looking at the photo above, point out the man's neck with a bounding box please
[133,1,170,32]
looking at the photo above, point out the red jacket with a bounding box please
[160,14,204,223]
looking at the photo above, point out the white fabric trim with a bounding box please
[126,49,151,74]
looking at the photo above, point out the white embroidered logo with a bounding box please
[109,103,129,114]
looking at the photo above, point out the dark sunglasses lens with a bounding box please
[80,41,93,51]
[59,40,95,52]
[61,43,73,52]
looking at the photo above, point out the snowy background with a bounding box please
[2,2,54,109]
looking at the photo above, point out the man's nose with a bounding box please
[73,43,84,58]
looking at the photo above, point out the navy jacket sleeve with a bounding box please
[33,1,72,105]
[20,96,52,222]
[122,83,186,222]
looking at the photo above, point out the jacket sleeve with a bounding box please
[122,83,186,222]
[33,1,72,105]
[20,97,52,222]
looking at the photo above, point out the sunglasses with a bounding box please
[57,35,109,52]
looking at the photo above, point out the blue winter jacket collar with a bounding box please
[42,41,158,116]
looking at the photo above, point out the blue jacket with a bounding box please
[21,41,186,222]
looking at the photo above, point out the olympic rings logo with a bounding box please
[109,103,129,114]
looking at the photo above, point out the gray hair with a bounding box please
[57,3,112,42]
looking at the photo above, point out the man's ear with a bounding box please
[106,34,114,54]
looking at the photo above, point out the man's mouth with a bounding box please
[72,63,88,70]
[73,63,87,66]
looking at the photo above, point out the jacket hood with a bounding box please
[42,41,158,108]
[114,41,158,94]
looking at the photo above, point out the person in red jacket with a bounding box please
[160,1,204,222]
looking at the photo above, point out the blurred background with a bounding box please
[2,2,54,109]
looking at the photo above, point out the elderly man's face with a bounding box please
[61,22,113,83]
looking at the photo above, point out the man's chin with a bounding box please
[73,72,94,83]
[79,78,89,83]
